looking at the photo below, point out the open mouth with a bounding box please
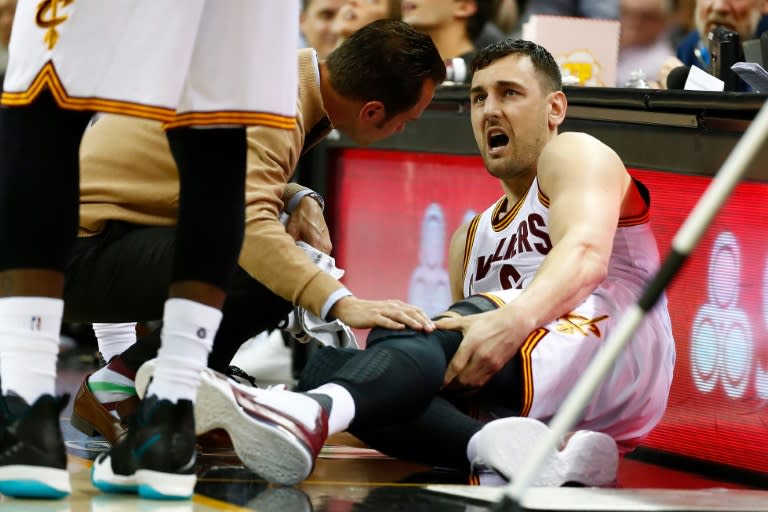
[487,129,510,151]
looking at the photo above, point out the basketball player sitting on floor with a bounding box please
[138,38,676,487]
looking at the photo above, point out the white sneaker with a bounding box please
[135,361,327,485]
[472,417,618,487]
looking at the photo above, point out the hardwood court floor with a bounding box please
[0,349,759,512]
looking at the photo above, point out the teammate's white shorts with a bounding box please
[479,285,675,453]
[2,0,298,128]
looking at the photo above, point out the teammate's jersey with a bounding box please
[462,177,676,451]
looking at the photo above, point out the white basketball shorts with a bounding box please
[479,286,675,452]
[2,0,299,128]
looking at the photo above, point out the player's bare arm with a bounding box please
[438,132,628,388]
[448,220,473,302]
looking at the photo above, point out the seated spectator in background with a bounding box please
[332,0,401,47]
[512,0,619,37]
[473,0,512,48]
[403,0,496,83]
[677,0,768,70]
[670,0,696,46]
[299,0,344,59]
[616,0,676,87]
[492,0,523,35]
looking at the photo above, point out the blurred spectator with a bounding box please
[332,0,401,46]
[0,0,15,81]
[493,0,523,34]
[403,0,496,82]
[677,0,768,70]
[474,0,513,48]
[522,0,619,19]
[617,0,676,86]
[670,0,696,45]
[299,0,344,59]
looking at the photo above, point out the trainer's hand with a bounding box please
[331,296,435,332]
[285,195,332,254]
[435,309,525,389]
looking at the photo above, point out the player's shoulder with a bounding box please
[540,132,619,170]
[547,131,607,152]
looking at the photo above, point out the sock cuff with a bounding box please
[92,322,137,338]
[0,297,64,335]
[164,298,222,327]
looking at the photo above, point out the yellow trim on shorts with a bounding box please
[1,62,176,120]
[165,111,296,130]
[1,61,297,130]
[519,327,548,417]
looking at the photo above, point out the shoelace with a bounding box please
[225,365,258,387]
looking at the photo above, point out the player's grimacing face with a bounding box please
[469,54,551,179]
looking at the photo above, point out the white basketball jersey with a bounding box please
[462,177,676,451]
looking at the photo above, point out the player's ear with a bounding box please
[547,90,567,129]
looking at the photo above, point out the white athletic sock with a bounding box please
[309,382,355,435]
[92,322,137,362]
[88,365,137,415]
[147,298,220,403]
[0,297,62,404]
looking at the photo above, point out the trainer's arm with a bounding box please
[240,127,432,331]
[238,126,342,318]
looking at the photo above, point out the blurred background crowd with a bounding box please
[295,0,768,89]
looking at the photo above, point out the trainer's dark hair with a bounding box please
[471,39,562,92]
[326,19,446,119]
[467,0,496,41]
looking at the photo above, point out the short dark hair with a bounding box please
[326,19,446,119]
[471,39,562,92]
[467,0,495,41]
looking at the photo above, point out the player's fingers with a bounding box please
[383,302,434,331]
[456,358,493,388]
[443,346,470,388]
[373,315,406,330]
[434,316,462,331]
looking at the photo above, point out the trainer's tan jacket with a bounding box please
[79,49,340,318]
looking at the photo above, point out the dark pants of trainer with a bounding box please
[63,221,292,373]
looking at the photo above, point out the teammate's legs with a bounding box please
[0,90,93,498]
